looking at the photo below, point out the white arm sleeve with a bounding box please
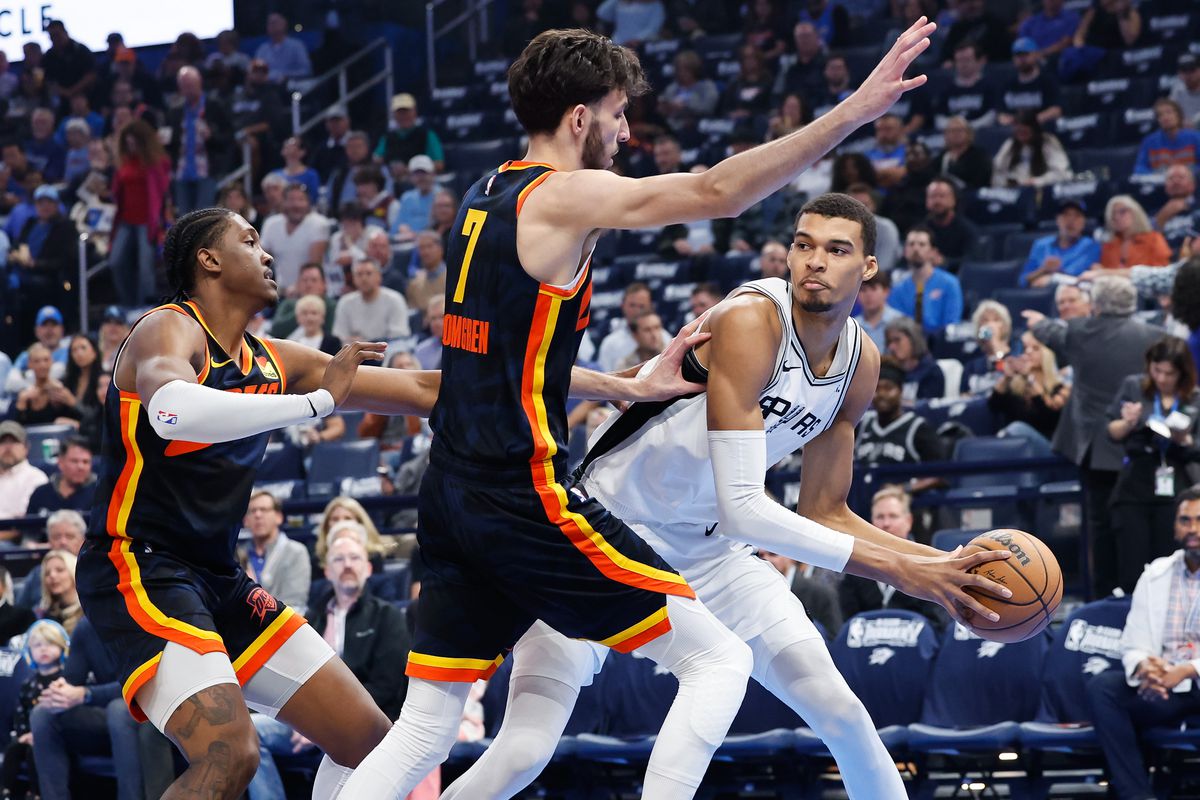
[708,429,855,572]
[146,379,335,443]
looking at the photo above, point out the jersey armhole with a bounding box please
[110,305,211,394]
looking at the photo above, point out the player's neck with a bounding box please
[791,304,848,376]
[188,293,261,360]
[523,137,582,172]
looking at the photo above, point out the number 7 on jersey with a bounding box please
[452,208,488,304]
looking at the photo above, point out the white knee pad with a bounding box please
[510,620,607,688]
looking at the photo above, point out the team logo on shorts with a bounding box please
[247,587,278,623]
[256,356,279,381]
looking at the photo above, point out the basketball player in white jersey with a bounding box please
[440,193,1012,799]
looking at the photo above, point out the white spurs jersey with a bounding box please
[579,277,864,560]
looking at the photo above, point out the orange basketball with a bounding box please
[961,529,1063,643]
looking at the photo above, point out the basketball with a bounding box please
[962,529,1063,644]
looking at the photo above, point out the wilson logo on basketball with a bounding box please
[247,588,277,623]
[985,531,1031,567]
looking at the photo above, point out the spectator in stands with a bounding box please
[62,334,100,411]
[11,58,49,122]
[111,119,171,307]
[3,619,67,798]
[1089,486,1200,800]
[16,510,84,609]
[798,0,850,47]
[999,38,1063,127]
[204,29,251,79]
[742,0,789,60]
[854,270,904,351]
[260,183,331,292]
[847,184,901,272]
[1107,336,1200,593]
[1028,274,1164,596]
[217,183,257,228]
[24,109,65,185]
[157,32,204,94]
[665,0,728,39]
[167,66,232,215]
[0,421,47,531]
[992,111,1072,188]
[658,50,718,133]
[314,496,395,573]
[31,615,174,800]
[13,182,75,331]
[231,59,286,180]
[758,239,788,278]
[376,94,444,180]
[939,0,1011,64]
[406,231,448,312]
[250,533,410,800]
[757,549,842,637]
[933,42,999,130]
[26,437,94,517]
[855,356,945,465]
[934,116,992,190]
[329,131,377,212]
[1154,165,1199,258]
[814,54,853,116]
[271,136,320,204]
[839,486,948,629]
[596,0,666,46]
[355,165,398,232]
[270,262,335,339]
[414,295,445,370]
[367,227,406,289]
[392,154,437,241]
[97,307,126,372]
[885,317,945,403]
[61,119,92,185]
[255,12,313,83]
[1017,0,1080,59]
[688,282,722,321]
[502,0,558,57]
[14,344,80,428]
[429,189,458,251]
[319,203,367,295]
[1061,0,1142,82]
[989,329,1069,452]
[618,311,667,370]
[259,172,287,220]
[36,550,80,635]
[866,114,907,189]
[334,257,411,343]
[1020,199,1101,287]
[74,370,108,461]
[1056,282,1093,320]
[1134,98,1200,176]
[0,51,19,100]
[767,93,810,143]
[830,152,876,194]
[0,565,33,640]
[882,140,937,232]
[598,282,672,371]
[923,176,977,268]
[239,491,311,612]
[720,43,775,119]
[286,294,341,355]
[778,21,826,98]
[313,104,350,181]
[960,300,1012,396]
[1099,195,1172,271]
[889,225,964,334]
[1170,55,1200,128]
[104,47,160,114]
[8,307,68,392]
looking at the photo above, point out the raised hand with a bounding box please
[322,342,387,408]
[847,17,936,124]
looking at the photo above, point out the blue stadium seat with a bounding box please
[1054,112,1113,150]
[1002,230,1049,262]
[23,423,75,470]
[443,138,518,183]
[1113,106,1159,146]
[306,440,380,498]
[952,436,1039,490]
[930,528,986,552]
[958,260,1023,310]
[259,442,305,482]
[994,286,1056,322]
[1071,146,1140,181]
[965,187,1037,228]
[912,396,999,437]
[1037,179,1114,225]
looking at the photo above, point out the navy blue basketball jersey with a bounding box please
[87,300,287,572]
[430,161,592,482]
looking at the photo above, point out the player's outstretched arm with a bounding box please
[534,18,934,232]
[126,311,347,444]
[569,315,711,402]
[270,338,440,416]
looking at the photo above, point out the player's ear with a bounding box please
[863,255,879,283]
[569,103,589,135]
[195,245,220,278]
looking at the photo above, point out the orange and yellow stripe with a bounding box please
[600,606,673,653]
[406,651,505,682]
[232,607,306,684]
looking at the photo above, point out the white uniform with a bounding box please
[578,276,864,642]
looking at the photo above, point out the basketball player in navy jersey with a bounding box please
[76,208,699,800]
[344,18,1005,800]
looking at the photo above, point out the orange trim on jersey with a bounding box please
[257,337,288,394]
[404,651,504,682]
[231,607,306,684]
[184,300,251,376]
[498,160,555,172]
[600,606,673,653]
[164,440,212,457]
[122,652,163,723]
[539,257,591,300]
[112,304,211,386]
[576,281,593,331]
[520,294,694,598]
[515,171,553,217]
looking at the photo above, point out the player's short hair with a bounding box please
[507,28,650,136]
[796,193,877,257]
[163,208,237,300]
[872,484,912,514]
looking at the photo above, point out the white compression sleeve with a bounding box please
[708,429,854,572]
[146,379,335,443]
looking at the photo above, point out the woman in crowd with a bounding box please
[286,295,341,355]
[272,136,321,204]
[110,118,171,306]
[885,317,944,403]
[14,343,80,427]
[831,152,877,193]
[217,182,258,228]
[36,550,82,635]
[992,111,1072,188]
[62,334,101,409]
[313,496,396,571]
[1098,195,1171,270]
[720,43,775,118]
[658,50,719,132]
[1107,336,1200,593]
[767,93,811,141]
[988,330,1070,453]
[960,300,1013,396]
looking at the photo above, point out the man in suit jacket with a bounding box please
[239,490,311,612]
[1026,275,1164,597]
[839,485,948,630]
[757,550,843,637]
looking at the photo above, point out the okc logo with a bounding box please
[977,641,1005,658]
[868,647,896,666]
[247,587,277,623]
[1082,656,1113,676]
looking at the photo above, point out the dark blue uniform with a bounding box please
[77,300,304,722]
[410,161,693,684]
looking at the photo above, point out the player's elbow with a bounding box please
[697,171,749,219]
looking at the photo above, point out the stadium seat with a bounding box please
[912,396,999,437]
[930,528,986,552]
[952,436,1039,489]
[1037,179,1114,225]
[259,441,306,482]
[958,259,1024,309]
[966,187,1037,228]
[443,138,519,183]
[23,423,75,470]
[1070,146,1140,181]
[994,286,1056,322]
[1054,112,1113,150]
[1113,106,1159,146]
[306,440,380,498]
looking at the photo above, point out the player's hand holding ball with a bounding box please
[322,341,387,408]
[959,529,1063,643]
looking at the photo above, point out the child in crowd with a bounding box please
[1,620,69,799]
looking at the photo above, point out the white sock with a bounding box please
[311,754,354,800]
[635,595,752,800]
[748,623,906,799]
[338,678,471,799]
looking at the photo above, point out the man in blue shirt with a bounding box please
[1134,98,1200,175]
[254,13,312,83]
[865,114,907,188]
[853,270,905,350]
[888,225,964,334]
[1017,0,1080,59]
[1020,200,1102,286]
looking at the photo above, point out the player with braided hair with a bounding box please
[76,207,702,800]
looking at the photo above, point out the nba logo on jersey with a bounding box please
[256,357,279,381]
[156,410,178,426]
